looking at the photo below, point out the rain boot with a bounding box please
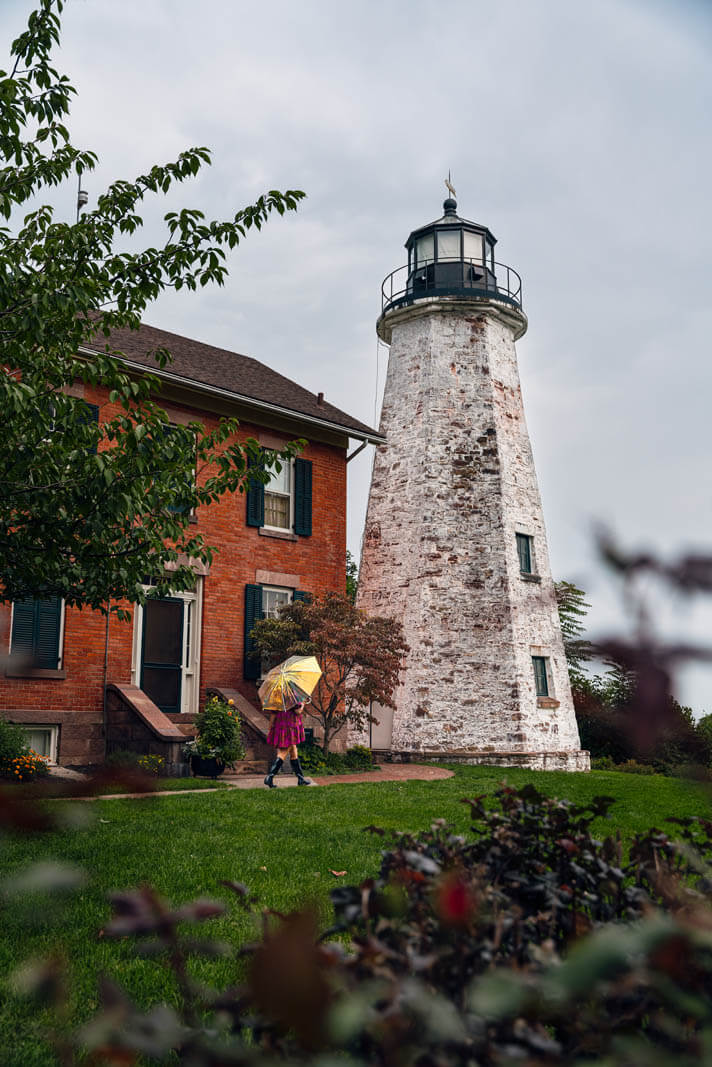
[291,757,313,786]
[264,756,283,788]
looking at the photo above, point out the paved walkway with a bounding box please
[223,763,454,790]
[83,764,454,800]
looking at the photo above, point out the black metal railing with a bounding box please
[381,259,523,314]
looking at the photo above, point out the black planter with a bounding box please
[190,755,226,778]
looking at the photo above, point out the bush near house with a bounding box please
[182,695,246,766]
[298,741,375,776]
[0,718,49,780]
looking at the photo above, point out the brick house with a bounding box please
[0,323,381,770]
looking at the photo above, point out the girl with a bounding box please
[264,700,313,787]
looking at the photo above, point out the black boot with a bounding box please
[291,757,313,786]
[264,756,283,788]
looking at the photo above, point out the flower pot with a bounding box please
[190,755,226,778]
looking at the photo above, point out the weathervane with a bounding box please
[444,170,457,200]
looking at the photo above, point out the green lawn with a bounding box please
[1,765,709,1065]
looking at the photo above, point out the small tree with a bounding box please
[250,593,408,753]
[554,580,594,690]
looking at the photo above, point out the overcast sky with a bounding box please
[3,0,711,709]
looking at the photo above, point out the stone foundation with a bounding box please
[376,748,590,772]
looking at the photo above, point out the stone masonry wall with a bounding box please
[354,300,585,764]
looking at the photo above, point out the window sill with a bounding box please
[537,696,560,709]
[5,667,66,680]
[259,527,298,542]
[520,572,542,583]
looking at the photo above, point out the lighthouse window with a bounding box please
[415,234,434,265]
[437,230,460,261]
[463,231,484,264]
[532,656,550,698]
[516,533,534,574]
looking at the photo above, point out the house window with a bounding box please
[262,585,293,619]
[20,725,58,763]
[260,586,293,677]
[516,533,534,574]
[264,462,293,531]
[532,656,550,698]
[10,597,64,671]
[244,585,309,680]
[246,455,312,537]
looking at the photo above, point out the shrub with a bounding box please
[25,783,712,1064]
[136,754,164,776]
[298,742,374,775]
[342,743,374,770]
[183,696,245,766]
[0,717,30,772]
[3,749,49,781]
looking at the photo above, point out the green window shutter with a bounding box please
[35,598,62,669]
[292,590,310,602]
[78,401,100,454]
[244,584,264,680]
[246,451,265,528]
[293,457,312,537]
[11,599,36,658]
[11,597,62,669]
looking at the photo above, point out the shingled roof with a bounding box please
[82,321,382,442]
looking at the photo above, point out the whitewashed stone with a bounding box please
[353,294,588,770]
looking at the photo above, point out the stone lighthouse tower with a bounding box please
[356,190,588,771]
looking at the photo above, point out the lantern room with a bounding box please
[380,195,523,316]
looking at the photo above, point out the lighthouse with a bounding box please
[355,189,589,771]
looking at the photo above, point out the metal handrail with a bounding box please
[381,259,523,314]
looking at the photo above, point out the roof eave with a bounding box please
[78,346,385,445]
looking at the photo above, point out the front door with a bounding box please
[140,597,185,715]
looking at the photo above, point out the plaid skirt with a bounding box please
[266,708,306,748]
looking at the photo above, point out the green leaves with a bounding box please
[0,0,304,612]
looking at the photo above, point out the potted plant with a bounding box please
[183,696,245,777]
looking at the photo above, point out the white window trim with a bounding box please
[531,654,554,699]
[263,459,295,533]
[20,724,59,764]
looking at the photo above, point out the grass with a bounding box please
[0,764,709,1065]
[3,775,229,798]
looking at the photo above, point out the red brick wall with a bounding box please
[0,383,347,764]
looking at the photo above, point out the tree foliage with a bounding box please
[556,577,711,769]
[554,579,594,689]
[250,592,408,753]
[345,548,358,603]
[0,0,305,612]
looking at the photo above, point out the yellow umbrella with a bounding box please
[258,655,322,712]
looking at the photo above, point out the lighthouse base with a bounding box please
[374,748,591,773]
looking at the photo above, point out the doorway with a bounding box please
[132,582,202,715]
[140,598,184,715]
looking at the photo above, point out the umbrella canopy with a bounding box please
[258,655,322,712]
